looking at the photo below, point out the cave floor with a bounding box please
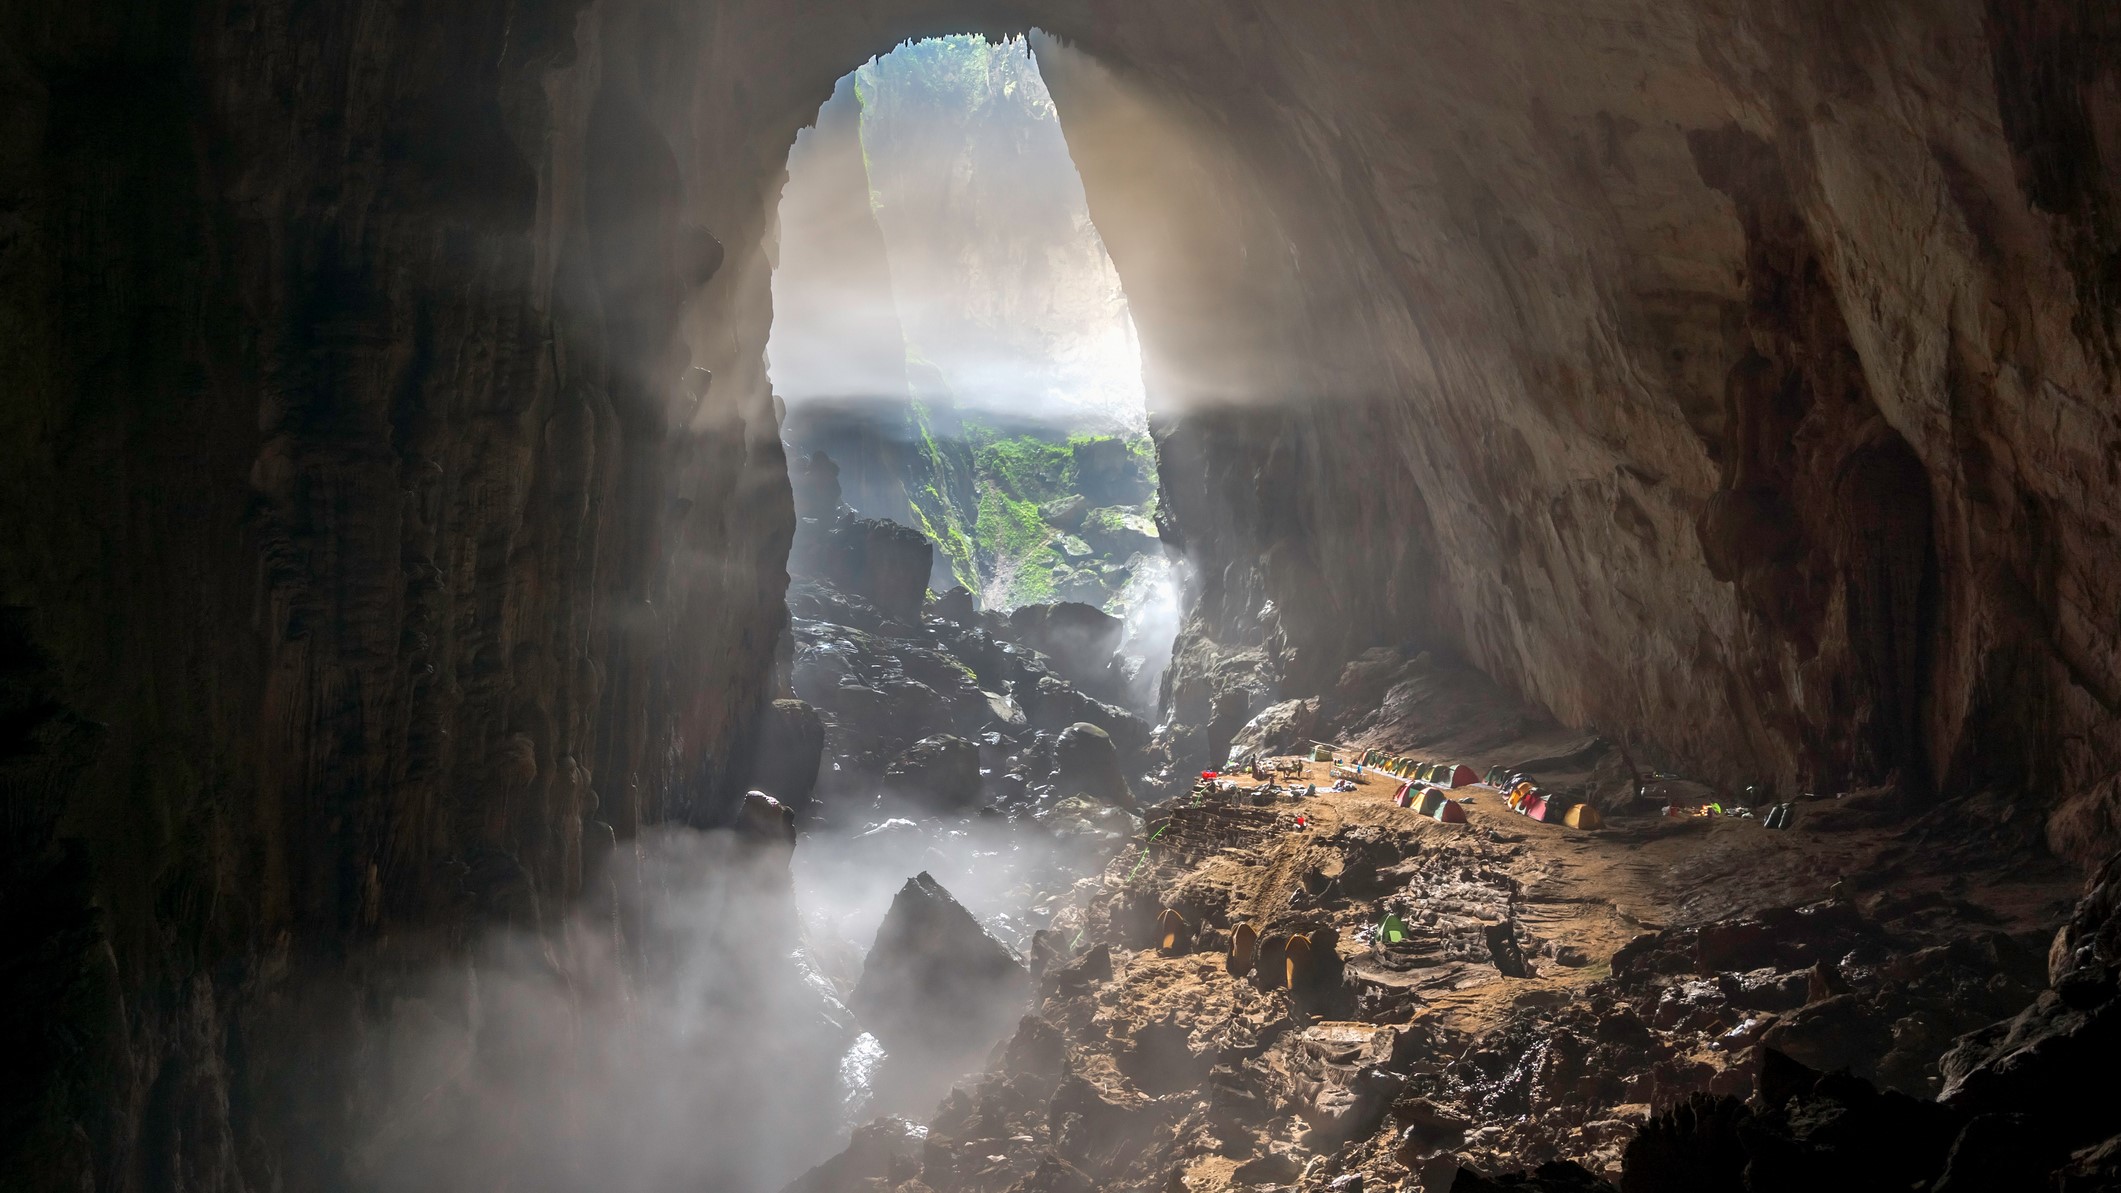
[853,740,2082,1191]
[1155,757,2072,1039]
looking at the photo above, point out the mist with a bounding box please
[347,804,1111,1193]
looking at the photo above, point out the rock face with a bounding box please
[791,514,935,624]
[1006,602,1129,704]
[1023,12,2121,844]
[849,872,1031,1056]
[750,699,826,815]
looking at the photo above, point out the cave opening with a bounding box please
[769,33,1167,622]
[766,33,1185,1139]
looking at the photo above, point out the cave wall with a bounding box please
[0,0,794,1187]
[2,0,2118,1187]
[1021,4,2120,849]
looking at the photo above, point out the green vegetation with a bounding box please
[889,410,1162,609]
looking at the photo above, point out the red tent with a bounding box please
[1432,798,1467,824]
[1450,764,1478,788]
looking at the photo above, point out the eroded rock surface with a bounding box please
[852,872,1032,1058]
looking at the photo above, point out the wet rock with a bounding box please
[851,872,1030,1056]
[883,735,984,811]
[1005,603,1124,691]
[1071,437,1153,505]
[1618,1093,1751,1191]
[1049,722,1133,808]
[1024,675,1149,760]
[1039,494,1088,530]
[791,514,934,623]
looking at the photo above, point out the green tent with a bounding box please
[1375,912,1411,946]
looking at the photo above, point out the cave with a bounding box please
[3,2,2119,1192]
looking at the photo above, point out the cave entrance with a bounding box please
[768,33,1172,646]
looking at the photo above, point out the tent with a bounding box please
[1227,923,1259,974]
[1158,908,1187,953]
[1376,913,1410,946]
[1508,780,1536,809]
[1286,933,1314,988]
[1563,802,1604,830]
[1432,797,1468,824]
[1450,764,1478,788]
[1394,784,1415,808]
[1521,792,1550,821]
[1414,786,1446,817]
[1484,764,1508,786]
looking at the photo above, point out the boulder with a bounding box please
[1024,675,1148,759]
[932,584,976,624]
[1228,697,1320,760]
[1050,722,1133,808]
[1005,602,1126,698]
[1038,494,1088,530]
[883,735,983,810]
[850,872,1030,1056]
[791,515,933,623]
[1078,505,1161,558]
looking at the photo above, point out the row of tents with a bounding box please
[1381,756,1608,831]
[1497,776,1604,829]
[1362,751,1480,789]
[1393,780,1468,823]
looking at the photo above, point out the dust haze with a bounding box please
[347,806,1098,1193]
